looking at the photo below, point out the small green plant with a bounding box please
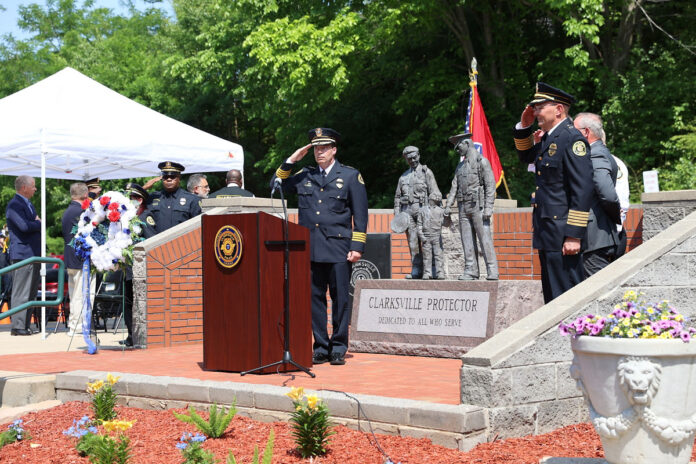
[286,386,334,458]
[177,432,216,464]
[87,373,120,422]
[173,402,237,438]
[227,429,274,464]
[65,417,135,464]
[0,419,31,447]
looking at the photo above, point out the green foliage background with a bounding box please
[0,0,694,251]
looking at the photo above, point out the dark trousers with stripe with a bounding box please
[538,250,584,304]
[311,260,352,357]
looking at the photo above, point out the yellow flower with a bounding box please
[296,405,303,411]
[286,386,304,402]
[611,326,620,334]
[87,380,105,394]
[106,373,120,385]
[306,395,320,410]
[675,314,684,322]
[102,419,136,433]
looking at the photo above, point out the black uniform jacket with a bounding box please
[271,160,368,263]
[514,117,595,251]
[147,188,202,234]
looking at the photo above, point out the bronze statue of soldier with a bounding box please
[445,133,499,280]
[392,146,442,279]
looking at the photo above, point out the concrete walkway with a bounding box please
[0,325,128,355]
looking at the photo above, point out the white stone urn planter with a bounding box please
[570,337,696,464]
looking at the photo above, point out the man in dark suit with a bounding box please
[62,182,92,336]
[573,112,622,277]
[5,175,41,335]
[271,128,368,365]
[209,169,254,198]
[513,83,595,303]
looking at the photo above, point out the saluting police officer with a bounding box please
[147,161,202,234]
[513,83,595,303]
[271,128,368,366]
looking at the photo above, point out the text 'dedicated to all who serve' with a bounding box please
[356,288,489,337]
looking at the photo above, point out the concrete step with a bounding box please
[0,371,56,407]
[0,400,61,425]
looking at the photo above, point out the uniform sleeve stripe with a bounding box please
[567,220,588,227]
[352,232,367,243]
[568,210,589,219]
[275,168,291,179]
[514,135,534,151]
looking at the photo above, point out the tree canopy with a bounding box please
[0,0,695,251]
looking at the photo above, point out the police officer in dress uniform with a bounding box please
[147,162,202,234]
[121,183,156,347]
[86,178,101,200]
[271,128,368,366]
[513,83,595,303]
[573,112,622,277]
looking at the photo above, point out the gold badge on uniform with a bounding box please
[316,128,323,136]
[146,216,155,226]
[573,141,587,156]
[180,197,187,205]
[336,178,344,189]
[548,143,557,157]
[358,173,365,185]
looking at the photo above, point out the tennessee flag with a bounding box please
[465,80,503,187]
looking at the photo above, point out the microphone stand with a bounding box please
[241,180,314,377]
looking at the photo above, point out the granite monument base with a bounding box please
[350,279,544,358]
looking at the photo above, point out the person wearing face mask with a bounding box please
[147,162,202,234]
[271,128,368,366]
[120,183,156,347]
[393,146,441,279]
[513,82,594,303]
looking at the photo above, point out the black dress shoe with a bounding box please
[330,353,346,365]
[118,337,133,347]
[10,329,31,336]
[312,352,329,365]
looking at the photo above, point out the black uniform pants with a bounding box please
[311,260,352,357]
[538,250,584,304]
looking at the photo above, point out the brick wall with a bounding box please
[145,229,203,348]
[143,207,643,348]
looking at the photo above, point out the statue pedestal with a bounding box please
[349,279,543,358]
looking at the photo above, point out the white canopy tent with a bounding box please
[0,66,243,179]
[0,67,244,340]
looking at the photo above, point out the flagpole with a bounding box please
[469,58,512,199]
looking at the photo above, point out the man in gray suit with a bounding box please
[573,113,622,277]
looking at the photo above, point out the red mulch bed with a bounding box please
[1,402,694,463]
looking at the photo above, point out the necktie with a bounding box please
[322,170,327,178]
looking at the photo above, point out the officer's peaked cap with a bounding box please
[529,82,576,107]
[308,128,340,146]
[158,161,185,175]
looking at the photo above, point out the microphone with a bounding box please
[271,177,282,196]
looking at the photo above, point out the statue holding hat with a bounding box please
[444,133,498,280]
[392,146,442,279]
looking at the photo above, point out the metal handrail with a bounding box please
[0,257,65,320]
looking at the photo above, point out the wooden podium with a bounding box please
[201,212,312,373]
